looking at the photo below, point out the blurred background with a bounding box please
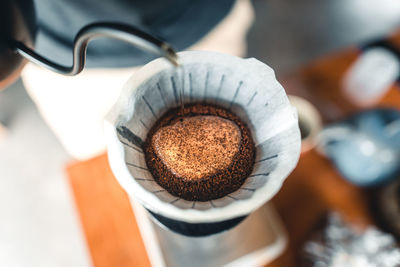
[1,0,400,266]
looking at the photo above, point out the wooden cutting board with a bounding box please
[67,155,151,267]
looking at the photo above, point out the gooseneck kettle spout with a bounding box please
[13,22,179,76]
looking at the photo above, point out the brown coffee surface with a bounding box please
[144,103,255,201]
[153,115,241,180]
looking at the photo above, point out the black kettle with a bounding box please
[0,0,36,88]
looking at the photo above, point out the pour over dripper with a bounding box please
[105,51,301,236]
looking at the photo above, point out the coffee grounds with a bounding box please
[153,115,241,180]
[143,103,255,201]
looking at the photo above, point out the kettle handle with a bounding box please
[13,22,179,76]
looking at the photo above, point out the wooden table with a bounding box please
[66,30,400,267]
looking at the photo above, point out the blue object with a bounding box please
[320,108,400,186]
[33,0,235,68]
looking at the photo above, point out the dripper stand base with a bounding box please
[130,198,287,267]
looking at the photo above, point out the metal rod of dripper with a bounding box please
[13,22,179,76]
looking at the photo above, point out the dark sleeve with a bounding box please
[33,0,235,68]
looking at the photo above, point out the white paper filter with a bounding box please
[105,51,301,223]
